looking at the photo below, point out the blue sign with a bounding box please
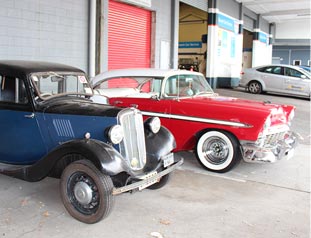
[179,41,202,48]
[259,32,268,44]
[217,14,235,32]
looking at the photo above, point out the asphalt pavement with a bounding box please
[0,88,310,238]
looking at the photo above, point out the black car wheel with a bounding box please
[195,131,240,173]
[147,174,171,190]
[60,159,114,224]
[248,81,262,94]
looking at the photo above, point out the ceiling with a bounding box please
[236,0,311,23]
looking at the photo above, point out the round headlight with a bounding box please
[108,125,124,144]
[148,117,161,134]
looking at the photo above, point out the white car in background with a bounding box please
[240,64,311,98]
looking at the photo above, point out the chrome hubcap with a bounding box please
[74,181,93,205]
[249,83,259,93]
[203,137,229,165]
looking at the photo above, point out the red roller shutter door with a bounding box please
[108,1,151,70]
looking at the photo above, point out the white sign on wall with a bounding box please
[252,30,272,67]
[207,12,242,79]
[160,40,170,69]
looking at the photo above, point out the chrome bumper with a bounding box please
[241,131,299,163]
[112,157,183,195]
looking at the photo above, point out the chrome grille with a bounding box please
[118,108,146,170]
[264,131,286,146]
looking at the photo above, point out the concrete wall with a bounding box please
[0,0,89,72]
[218,0,240,20]
[273,46,310,66]
[152,0,174,69]
[275,20,311,40]
[273,19,310,66]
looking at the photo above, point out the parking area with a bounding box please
[0,88,310,238]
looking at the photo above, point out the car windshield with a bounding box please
[31,72,93,100]
[163,74,214,97]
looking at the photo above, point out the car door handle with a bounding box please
[24,113,35,119]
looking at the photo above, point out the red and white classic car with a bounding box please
[91,69,298,173]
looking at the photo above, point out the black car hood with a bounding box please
[37,97,121,117]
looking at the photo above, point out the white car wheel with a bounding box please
[248,81,262,94]
[196,131,240,173]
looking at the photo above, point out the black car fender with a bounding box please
[143,125,176,172]
[2,139,131,182]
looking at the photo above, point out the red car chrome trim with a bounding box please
[142,111,253,128]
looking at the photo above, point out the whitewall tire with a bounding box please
[195,131,240,173]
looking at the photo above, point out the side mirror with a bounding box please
[301,75,307,79]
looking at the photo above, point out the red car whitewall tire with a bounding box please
[196,131,240,173]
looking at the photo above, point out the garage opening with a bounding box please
[178,3,208,76]
[242,29,253,70]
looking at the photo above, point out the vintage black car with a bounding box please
[0,60,183,223]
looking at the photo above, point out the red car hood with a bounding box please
[109,95,294,128]
[180,95,284,113]
[176,95,294,125]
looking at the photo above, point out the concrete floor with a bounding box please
[0,88,310,238]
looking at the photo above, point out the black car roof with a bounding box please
[0,60,85,78]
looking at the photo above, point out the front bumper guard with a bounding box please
[241,131,300,163]
[112,158,183,195]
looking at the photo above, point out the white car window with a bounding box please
[284,68,305,78]
[264,66,282,75]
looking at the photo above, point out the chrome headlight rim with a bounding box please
[148,117,161,134]
[264,116,271,129]
[261,116,272,135]
[288,110,295,124]
[108,125,124,144]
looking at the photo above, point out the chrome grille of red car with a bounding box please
[264,131,287,146]
[118,108,146,170]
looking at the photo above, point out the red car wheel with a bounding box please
[196,131,240,173]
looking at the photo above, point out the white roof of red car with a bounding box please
[91,68,204,87]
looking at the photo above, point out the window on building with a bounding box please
[293,60,301,66]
